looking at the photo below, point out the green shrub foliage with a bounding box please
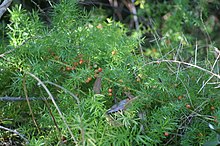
[0,0,220,145]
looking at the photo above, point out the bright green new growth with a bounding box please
[0,0,220,145]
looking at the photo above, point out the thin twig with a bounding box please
[38,90,60,136]
[43,81,80,106]
[26,72,78,146]
[165,100,210,145]
[198,75,214,93]
[23,74,40,133]
[145,60,220,79]
[43,81,82,115]
[43,81,85,144]
[0,48,15,58]
[166,64,193,106]
[195,39,198,65]
[0,0,12,19]
[0,125,29,144]
[197,47,220,92]
[0,96,51,101]
[30,0,51,23]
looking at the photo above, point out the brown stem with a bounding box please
[22,74,40,133]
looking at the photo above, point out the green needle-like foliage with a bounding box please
[0,0,220,145]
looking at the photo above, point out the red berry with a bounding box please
[108,88,113,93]
[66,67,71,71]
[85,77,92,83]
[79,60,83,65]
[98,67,102,72]
[186,104,191,109]
[164,132,169,137]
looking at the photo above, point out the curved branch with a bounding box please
[0,125,29,144]
[0,0,12,19]
[26,72,78,146]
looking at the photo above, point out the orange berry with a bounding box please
[87,77,92,81]
[164,132,169,137]
[186,104,191,109]
[108,88,113,93]
[178,96,183,100]
[98,67,102,72]
[85,77,92,83]
[66,67,71,71]
[211,106,215,110]
[108,93,113,96]
[79,60,83,65]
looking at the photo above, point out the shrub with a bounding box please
[0,0,219,145]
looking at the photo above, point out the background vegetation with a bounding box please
[0,0,220,145]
